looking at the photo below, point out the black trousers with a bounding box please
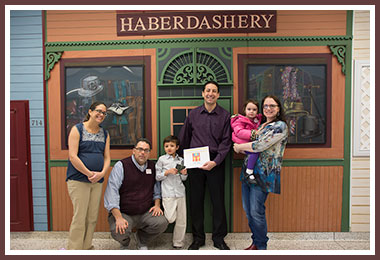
[188,160,227,244]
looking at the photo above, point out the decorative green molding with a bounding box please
[157,48,171,62]
[45,51,63,80]
[218,47,232,60]
[159,49,231,85]
[45,35,352,48]
[329,45,346,75]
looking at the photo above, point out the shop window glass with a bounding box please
[171,107,196,137]
[173,109,187,123]
[65,65,144,147]
[245,57,329,145]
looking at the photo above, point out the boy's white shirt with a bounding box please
[155,153,187,198]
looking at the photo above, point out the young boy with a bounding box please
[155,135,188,249]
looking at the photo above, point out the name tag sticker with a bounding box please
[146,169,152,174]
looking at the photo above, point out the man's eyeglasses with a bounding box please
[135,147,151,153]
[94,109,107,116]
[263,104,279,110]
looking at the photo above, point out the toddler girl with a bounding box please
[231,99,262,184]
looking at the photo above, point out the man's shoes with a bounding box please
[244,243,258,250]
[214,241,230,250]
[188,241,205,250]
[134,232,148,250]
[120,244,129,250]
[137,245,148,250]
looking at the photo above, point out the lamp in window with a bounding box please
[300,85,325,139]
[285,100,322,139]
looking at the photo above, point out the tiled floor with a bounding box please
[8,231,371,252]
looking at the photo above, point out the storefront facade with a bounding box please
[10,9,371,233]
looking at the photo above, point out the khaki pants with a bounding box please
[163,197,187,247]
[67,180,103,250]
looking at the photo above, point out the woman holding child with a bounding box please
[234,95,288,250]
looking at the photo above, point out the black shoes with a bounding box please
[188,241,205,250]
[214,241,230,250]
[244,171,258,185]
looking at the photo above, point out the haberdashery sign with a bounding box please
[117,11,276,36]
[183,146,210,169]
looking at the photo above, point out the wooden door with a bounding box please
[158,98,232,232]
[10,101,34,231]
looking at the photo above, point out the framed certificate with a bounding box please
[183,146,210,169]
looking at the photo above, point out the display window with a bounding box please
[239,54,332,147]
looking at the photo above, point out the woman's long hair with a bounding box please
[261,95,286,123]
[83,101,107,122]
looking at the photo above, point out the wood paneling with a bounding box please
[353,10,370,60]
[233,166,343,232]
[351,10,371,232]
[46,10,347,42]
[351,158,370,231]
[50,167,112,231]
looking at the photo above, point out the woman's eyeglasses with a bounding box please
[94,109,107,116]
[263,104,278,110]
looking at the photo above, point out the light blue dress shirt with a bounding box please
[104,155,161,212]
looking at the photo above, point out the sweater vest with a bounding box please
[119,157,156,215]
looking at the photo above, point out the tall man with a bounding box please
[104,138,168,250]
[178,81,232,250]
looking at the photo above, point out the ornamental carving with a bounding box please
[161,49,230,85]
[45,52,63,80]
[329,45,346,75]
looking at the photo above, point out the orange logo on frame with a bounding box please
[192,153,201,162]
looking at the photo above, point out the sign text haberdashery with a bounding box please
[117,11,276,36]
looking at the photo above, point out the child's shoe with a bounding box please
[244,169,257,184]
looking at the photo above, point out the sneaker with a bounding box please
[107,102,132,116]
[134,232,148,250]
[120,244,129,250]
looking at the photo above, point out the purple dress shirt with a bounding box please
[178,104,232,166]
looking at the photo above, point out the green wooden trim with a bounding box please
[158,82,232,87]
[329,45,346,75]
[218,47,233,60]
[197,49,232,83]
[45,36,353,52]
[47,165,52,230]
[341,40,353,232]
[158,48,232,85]
[159,49,193,84]
[45,52,63,80]
[157,48,171,61]
[346,11,354,36]
[43,11,47,43]
[49,159,129,167]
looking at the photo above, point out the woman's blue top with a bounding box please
[66,123,108,183]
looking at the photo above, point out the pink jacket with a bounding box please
[230,113,262,144]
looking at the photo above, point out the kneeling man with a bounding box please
[104,138,168,250]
